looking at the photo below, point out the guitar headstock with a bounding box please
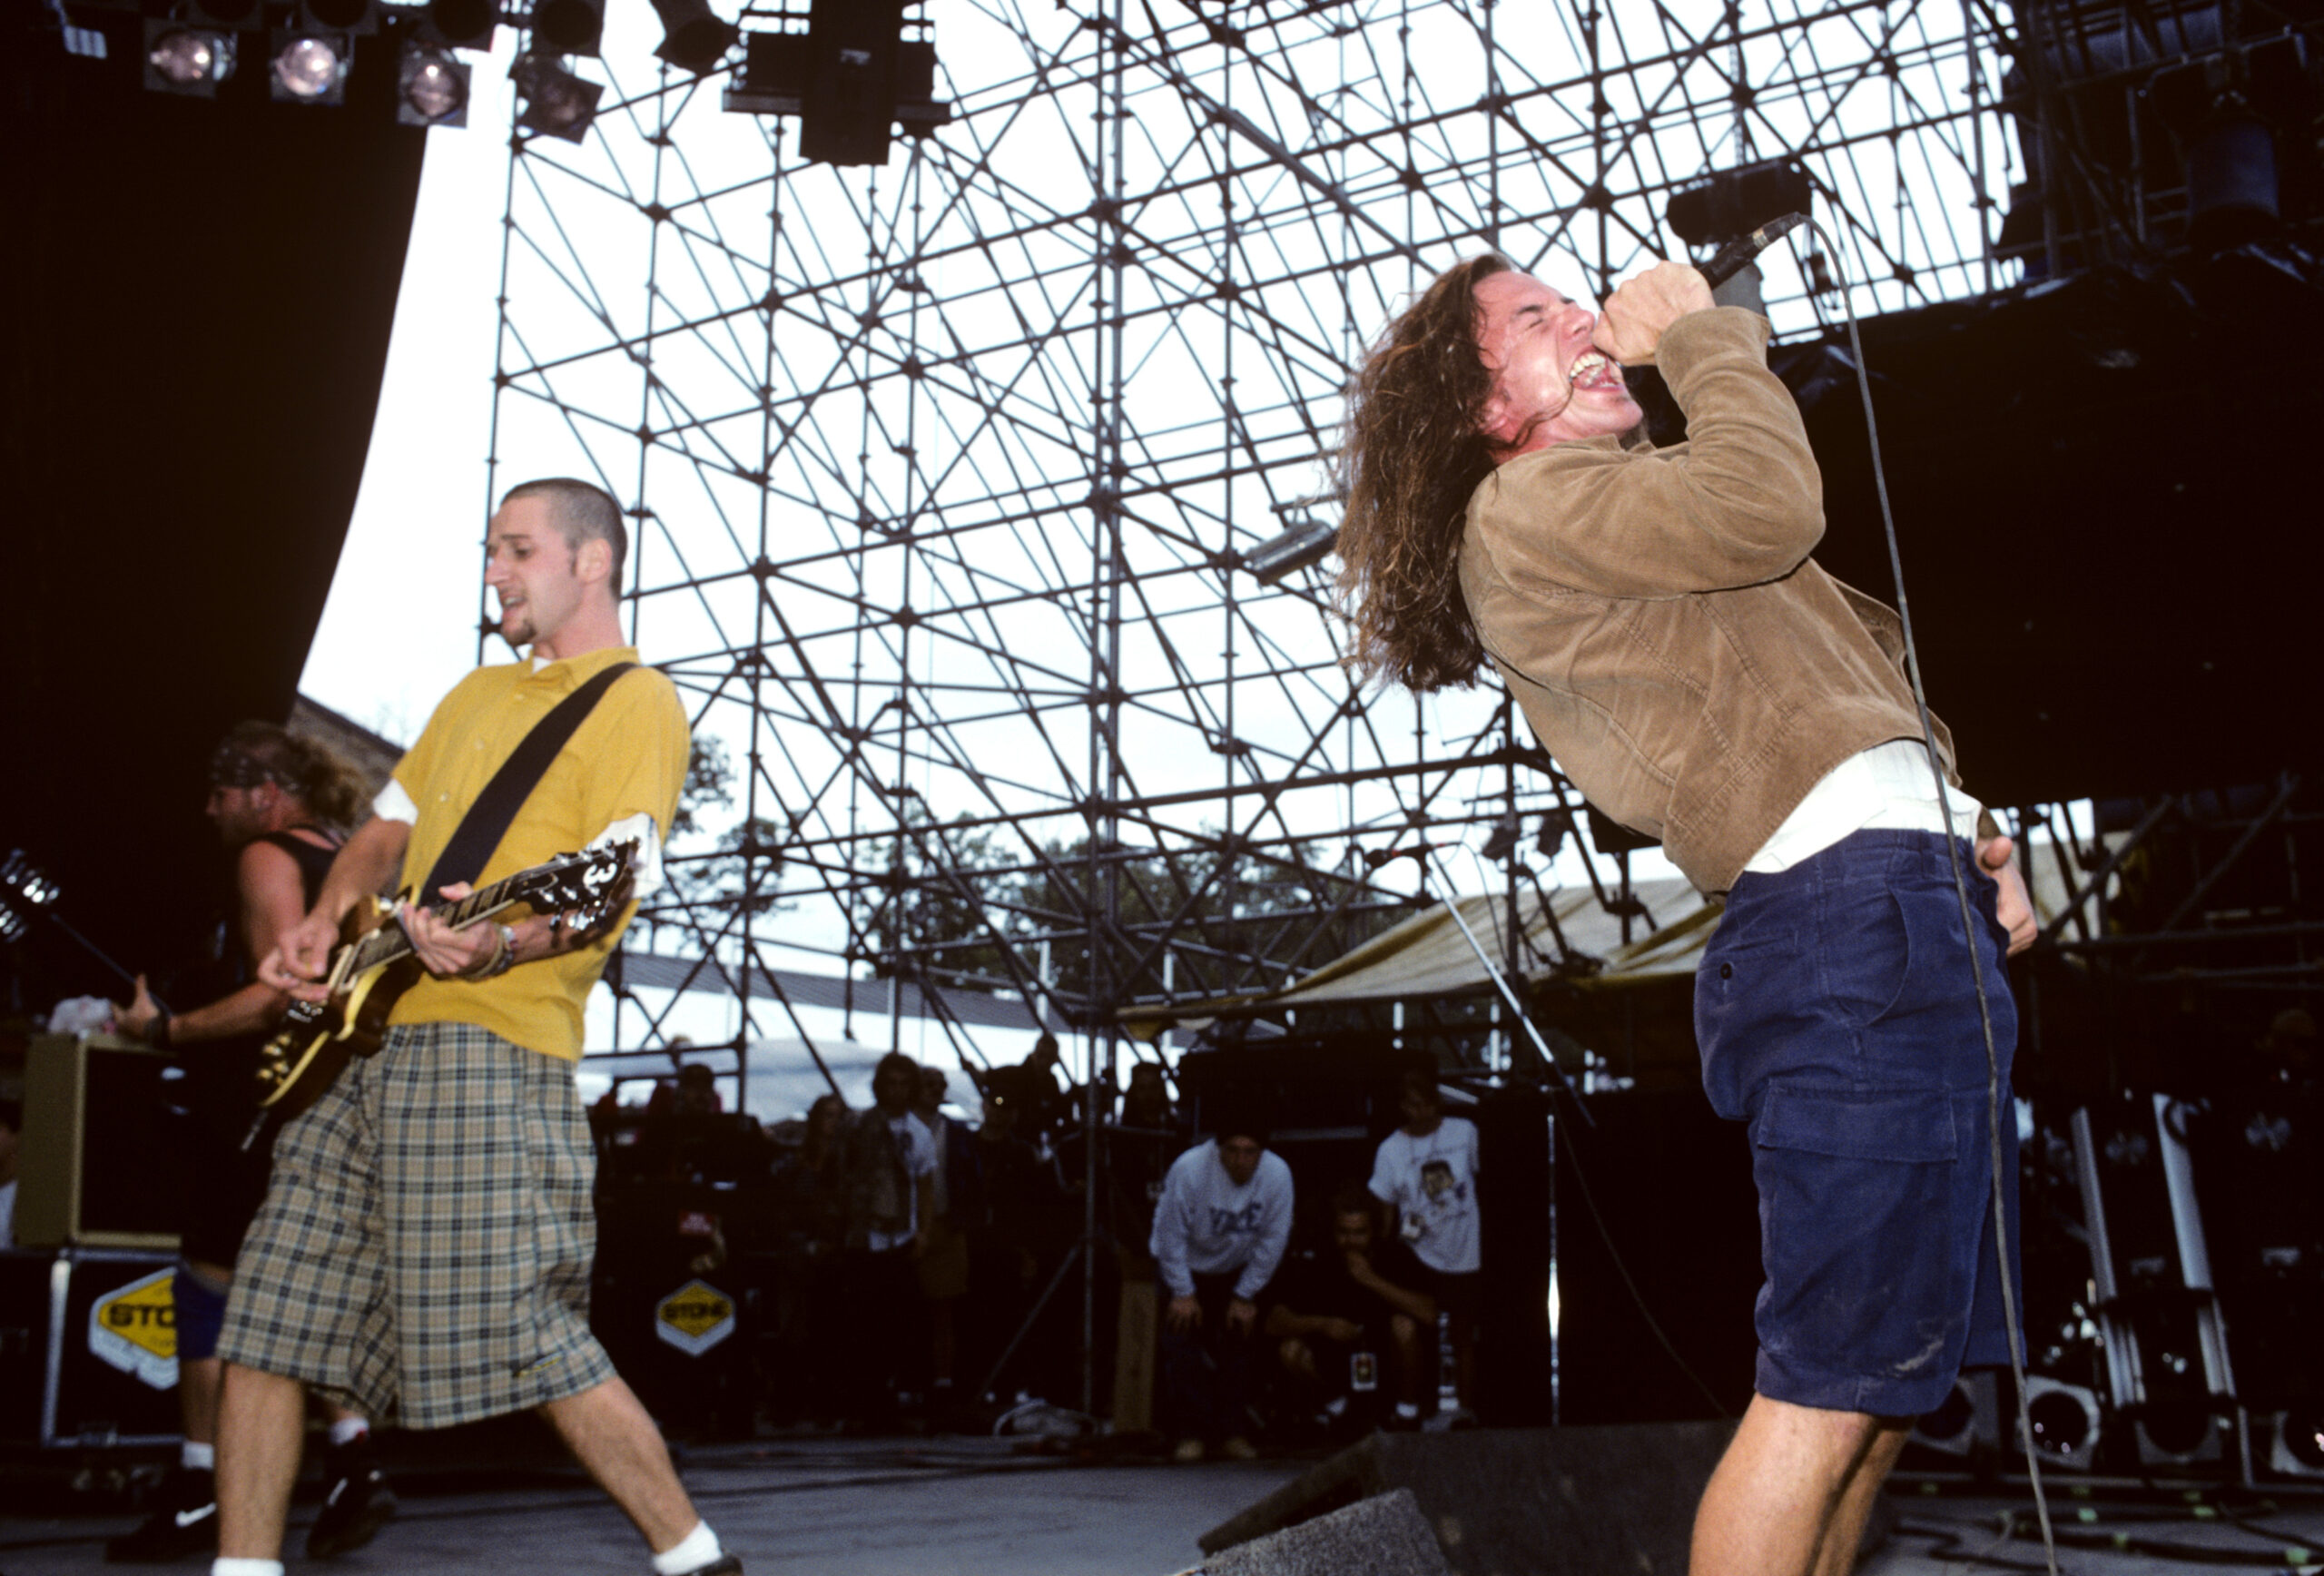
[507,841,637,931]
[0,849,61,944]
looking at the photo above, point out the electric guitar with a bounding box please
[249,842,635,1134]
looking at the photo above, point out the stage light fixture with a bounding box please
[296,0,377,33]
[270,29,350,102]
[1243,517,1338,585]
[1535,813,1570,861]
[399,39,469,125]
[0,850,57,945]
[144,19,237,94]
[1479,818,1522,864]
[419,0,497,50]
[2021,1375,2102,1470]
[529,0,602,56]
[650,0,737,74]
[723,0,950,166]
[1667,159,1813,250]
[187,0,263,28]
[1913,1378,1979,1455]
[2273,1406,2324,1477]
[513,50,604,142]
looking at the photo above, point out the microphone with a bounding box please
[1696,212,1807,289]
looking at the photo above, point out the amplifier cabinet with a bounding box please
[0,1246,183,1448]
[16,1033,182,1250]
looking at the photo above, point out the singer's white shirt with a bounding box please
[1742,739,1984,874]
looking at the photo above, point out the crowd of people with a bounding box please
[584,1044,1490,1460]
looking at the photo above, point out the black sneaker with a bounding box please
[305,1433,398,1559]
[104,1466,218,1563]
[674,1558,743,1576]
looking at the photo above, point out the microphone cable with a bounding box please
[1799,213,2065,1576]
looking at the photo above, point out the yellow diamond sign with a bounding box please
[90,1267,179,1390]
[654,1279,734,1357]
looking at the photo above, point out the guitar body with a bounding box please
[252,895,427,1128]
[244,842,634,1140]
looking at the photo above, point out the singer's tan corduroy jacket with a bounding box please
[1456,306,1960,898]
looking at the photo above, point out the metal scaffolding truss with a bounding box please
[482,0,2026,1067]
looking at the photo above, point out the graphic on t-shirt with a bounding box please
[1421,1159,1458,1203]
[1206,1201,1266,1236]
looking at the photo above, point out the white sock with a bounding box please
[182,1440,216,1472]
[213,1561,285,1576]
[328,1416,369,1447]
[1394,1401,1421,1419]
[651,1522,721,1575]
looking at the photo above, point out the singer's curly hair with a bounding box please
[1334,252,1513,693]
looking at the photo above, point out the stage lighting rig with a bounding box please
[649,0,736,74]
[399,37,469,124]
[723,0,950,166]
[513,49,604,141]
[143,19,236,94]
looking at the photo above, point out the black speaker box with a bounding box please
[1205,1486,1449,1576]
[1554,1090,1759,1424]
[1200,1423,1735,1576]
[0,1246,184,1448]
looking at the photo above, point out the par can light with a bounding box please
[144,22,237,94]
[512,51,605,142]
[270,31,350,103]
[398,41,470,126]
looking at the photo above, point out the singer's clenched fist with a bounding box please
[1591,261,1717,367]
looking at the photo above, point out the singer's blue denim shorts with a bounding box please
[1696,829,2022,1418]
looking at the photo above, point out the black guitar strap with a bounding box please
[419,662,639,903]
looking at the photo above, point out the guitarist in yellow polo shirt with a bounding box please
[212,478,736,1576]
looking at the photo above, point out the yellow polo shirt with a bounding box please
[386,645,689,1059]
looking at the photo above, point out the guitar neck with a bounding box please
[345,882,523,978]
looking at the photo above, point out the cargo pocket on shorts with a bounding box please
[1750,1084,1965,1394]
[1755,1082,1958,1162]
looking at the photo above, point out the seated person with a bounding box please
[1264,1183,1436,1431]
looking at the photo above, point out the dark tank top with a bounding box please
[184,827,340,1130]
[260,828,340,906]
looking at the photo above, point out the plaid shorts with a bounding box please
[217,1021,615,1428]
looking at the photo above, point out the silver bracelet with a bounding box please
[476,922,519,980]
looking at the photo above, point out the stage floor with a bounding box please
[0,1435,1302,1575]
[2,1437,2319,1574]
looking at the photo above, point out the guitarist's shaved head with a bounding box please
[500,478,628,596]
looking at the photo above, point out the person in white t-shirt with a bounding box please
[1368,1070,1481,1422]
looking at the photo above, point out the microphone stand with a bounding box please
[1381,842,1595,1127]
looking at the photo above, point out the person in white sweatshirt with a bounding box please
[1148,1098,1295,1462]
